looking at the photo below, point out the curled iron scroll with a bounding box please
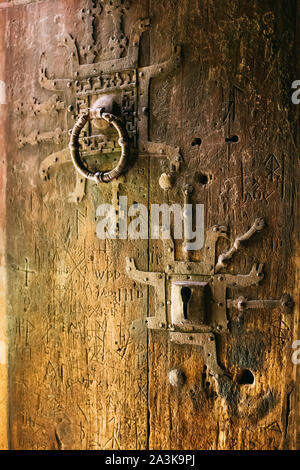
[69,108,130,183]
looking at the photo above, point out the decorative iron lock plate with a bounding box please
[126,218,293,383]
[17,5,183,202]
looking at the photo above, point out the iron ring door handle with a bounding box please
[69,108,130,183]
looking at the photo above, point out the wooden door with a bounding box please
[0,0,299,450]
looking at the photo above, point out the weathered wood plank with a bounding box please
[148,0,299,450]
[0,5,8,451]
[6,0,149,450]
[2,0,299,450]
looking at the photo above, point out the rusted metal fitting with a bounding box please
[69,103,130,184]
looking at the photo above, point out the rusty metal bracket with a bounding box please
[227,294,294,314]
[28,11,183,202]
[126,256,167,330]
[126,218,293,383]
[170,332,224,378]
[215,218,265,272]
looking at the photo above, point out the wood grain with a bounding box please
[6,0,149,450]
[0,5,8,451]
[148,0,299,450]
[2,0,299,450]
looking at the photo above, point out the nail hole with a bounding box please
[198,173,208,185]
[225,135,239,143]
[236,369,255,385]
[191,138,202,146]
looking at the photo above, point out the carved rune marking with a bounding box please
[264,154,281,182]
[18,258,35,287]
[126,218,293,387]
[242,153,283,203]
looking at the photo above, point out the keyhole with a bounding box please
[181,287,192,319]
